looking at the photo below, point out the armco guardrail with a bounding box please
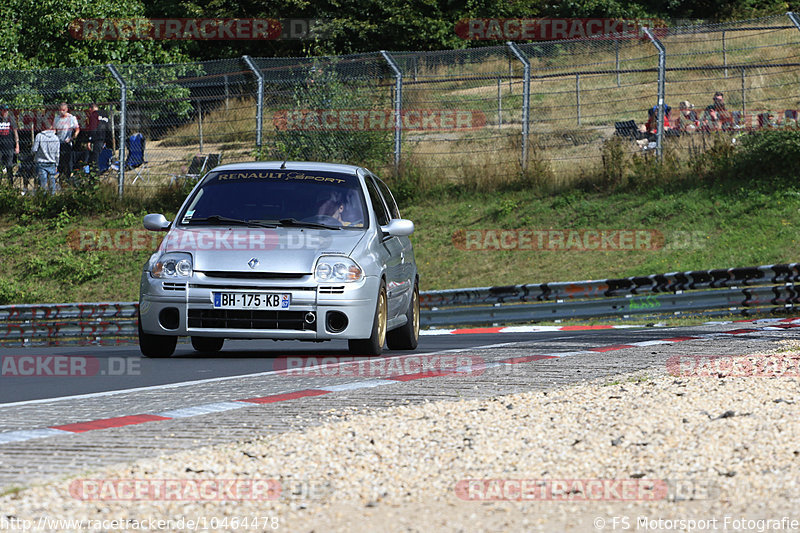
[0,303,138,346]
[419,263,800,327]
[1,264,799,345]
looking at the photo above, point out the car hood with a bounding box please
[159,226,365,274]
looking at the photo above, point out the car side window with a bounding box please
[364,178,391,226]
[372,175,401,220]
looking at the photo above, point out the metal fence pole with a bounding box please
[615,40,621,87]
[644,28,666,162]
[497,78,502,128]
[507,42,530,171]
[787,13,800,126]
[380,50,402,175]
[107,64,126,198]
[198,99,204,153]
[576,74,581,126]
[224,74,230,110]
[242,55,264,158]
[722,30,728,77]
[741,67,747,118]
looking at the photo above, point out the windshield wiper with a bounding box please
[277,218,341,230]
[185,215,276,228]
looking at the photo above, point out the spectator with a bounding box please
[643,104,672,140]
[53,102,80,186]
[783,109,798,129]
[759,111,779,129]
[0,103,19,188]
[676,100,699,133]
[32,120,60,195]
[86,103,111,171]
[702,91,732,131]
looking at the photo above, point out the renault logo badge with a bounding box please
[248,258,259,269]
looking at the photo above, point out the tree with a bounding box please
[1,0,187,70]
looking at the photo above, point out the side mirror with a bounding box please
[381,219,414,237]
[143,213,171,231]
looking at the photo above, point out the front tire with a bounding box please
[348,281,387,355]
[387,281,419,350]
[138,316,177,358]
[191,336,224,353]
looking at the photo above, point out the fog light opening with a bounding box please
[326,311,349,334]
[159,307,180,330]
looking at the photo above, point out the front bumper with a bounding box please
[139,272,379,340]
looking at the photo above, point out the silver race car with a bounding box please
[138,162,418,357]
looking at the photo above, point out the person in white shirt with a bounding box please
[53,102,80,186]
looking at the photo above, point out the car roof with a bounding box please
[208,161,363,175]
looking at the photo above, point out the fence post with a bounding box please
[507,42,530,171]
[741,67,746,118]
[644,28,666,162]
[497,78,502,128]
[107,64,126,198]
[243,55,264,158]
[198,99,204,153]
[224,74,230,110]
[576,74,581,126]
[380,50,402,175]
[615,40,621,87]
[787,13,800,128]
[722,30,728,78]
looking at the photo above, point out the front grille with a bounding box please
[162,282,186,292]
[190,284,316,291]
[188,309,313,330]
[198,271,308,280]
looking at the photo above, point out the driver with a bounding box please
[317,198,349,226]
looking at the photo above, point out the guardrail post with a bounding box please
[507,42,530,171]
[107,64,126,198]
[243,55,264,158]
[380,51,402,175]
[643,28,666,162]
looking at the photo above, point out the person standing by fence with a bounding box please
[86,103,111,171]
[54,102,79,186]
[32,120,60,195]
[0,104,19,188]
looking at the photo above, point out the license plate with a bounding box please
[212,292,291,309]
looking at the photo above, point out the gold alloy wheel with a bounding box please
[377,290,387,348]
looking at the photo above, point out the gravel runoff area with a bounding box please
[3,343,800,532]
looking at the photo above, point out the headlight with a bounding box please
[314,256,363,283]
[152,252,193,279]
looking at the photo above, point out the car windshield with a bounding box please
[178,169,367,229]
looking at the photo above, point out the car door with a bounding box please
[369,173,413,317]
[364,175,404,319]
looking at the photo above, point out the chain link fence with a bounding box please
[1,14,800,197]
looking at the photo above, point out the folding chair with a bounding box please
[205,153,221,170]
[169,153,221,186]
[614,120,646,140]
[126,133,150,184]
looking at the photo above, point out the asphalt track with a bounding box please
[0,320,796,490]
[0,329,647,404]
